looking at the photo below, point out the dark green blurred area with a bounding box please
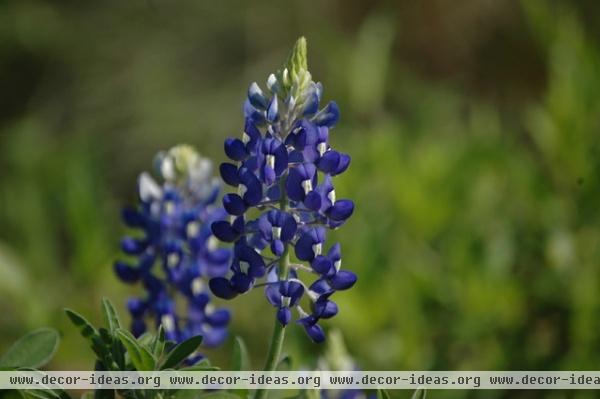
[2,1,600,397]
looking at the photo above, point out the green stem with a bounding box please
[254,177,290,399]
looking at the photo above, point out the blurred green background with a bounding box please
[2,1,600,398]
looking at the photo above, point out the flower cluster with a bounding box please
[209,38,356,343]
[115,145,231,349]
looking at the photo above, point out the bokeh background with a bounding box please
[2,1,600,398]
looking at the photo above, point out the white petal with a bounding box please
[138,172,162,202]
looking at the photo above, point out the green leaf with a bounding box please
[151,325,166,358]
[64,309,112,366]
[115,329,156,371]
[19,389,70,399]
[137,332,155,350]
[377,389,391,399]
[64,309,98,340]
[16,371,70,399]
[300,390,320,399]
[231,336,249,371]
[195,393,241,399]
[160,334,203,370]
[178,364,220,371]
[94,389,114,399]
[410,388,426,399]
[100,298,122,333]
[285,37,308,81]
[0,328,60,368]
[180,357,219,371]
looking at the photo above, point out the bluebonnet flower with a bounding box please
[209,37,356,342]
[115,145,232,351]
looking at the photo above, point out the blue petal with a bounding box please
[223,193,247,216]
[284,281,304,306]
[311,255,333,275]
[131,318,146,337]
[127,298,146,317]
[277,307,291,326]
[313,101,340,128]
[333,153,351,176]
[240,171,263,206]
[266,94,279,123]
[244,99,266,125]
[122,207,144,227]
[114,261,140,283]
[314,299,338,319]
[262,165,276,186]
[295,231,316,261]
[248,82,268,109]
[274,143,289,176]
[317,151,341,174]
[201,327,229,348]
[224,138,247,161]
[330,270,357,290]
[327,199,354,221]
[264,183,280,201]
[209,277,238,299]
[239,244,266,270]
[257,215,272,240]
[231,273,254,293]
[280,213,297,242]
[303,92,320,117]
[303,322,325,343]
[328,243,342,261]
[220,163,240,186]
[285,167,305,201]
[265,283,282,307]
[206,248,231,265]
[211,220,240,242]
[143,274,164,295]
[190,293,210,308]
[309,279,334,297]
[244,119,262,151]
[207,309,231,327]
[121,237,147,255]
[304,191,322,211]
[271,240,284,256]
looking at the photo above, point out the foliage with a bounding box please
[1,1,600,399]
[64,298,217,399]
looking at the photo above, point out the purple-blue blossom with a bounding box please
[209,38,356,343]
[114,145,232,351]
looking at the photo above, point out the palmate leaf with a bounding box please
[160,335,203,370]
[115,329,156,371]
[0,328,60,369]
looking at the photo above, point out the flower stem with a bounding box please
[254,177,290,399]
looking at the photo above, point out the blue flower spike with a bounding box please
[115,145,232,355]
[209,37,356,343]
